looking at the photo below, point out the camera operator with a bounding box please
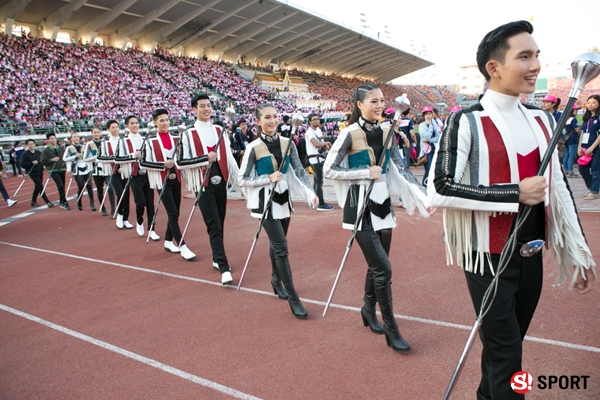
[305,113,334,211]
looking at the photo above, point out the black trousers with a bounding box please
[51,171,67,204]
[354,213,395,326]
[262,217,291,279]
[111,173,130,220]
[30,173,50,204]
[464,251,543,400]
[311,161,325,205]
[93,175,115,212]
[0,178,8,201]
[75,173,94,206]
[161,178,183,245]
[131,173,155,229]
[197,178,229,272]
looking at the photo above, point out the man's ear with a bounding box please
[486,60,501,79]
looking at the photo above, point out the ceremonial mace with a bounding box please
[442,52,600,400]
[236,135,295,293]
[322,95,410,316]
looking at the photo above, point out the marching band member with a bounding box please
[141,108,195,260]
[63,132,96,211]
[238,103,319,318]
[120,115,159,241]
[428,21,594,399]
[91,127,115,217]
[177,94,240,284]
[108,119,133,229]
[20,138,53,208]
[41,132,68,210]
[324,83,429,352]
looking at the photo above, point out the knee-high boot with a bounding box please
[361,270,384,334]
[275,258,307,319]
[270,248,288,300]
[374,280,410,352]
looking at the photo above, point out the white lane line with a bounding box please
[0,304,262,400]
[1,241,599,354]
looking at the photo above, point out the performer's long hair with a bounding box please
[348,82,380,125]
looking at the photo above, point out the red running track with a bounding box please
[0,174,599,399]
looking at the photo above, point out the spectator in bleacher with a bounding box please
[578,94,600,200]
[563,105,581,178]
[418,106,439,185]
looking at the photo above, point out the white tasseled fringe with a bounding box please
[119,163,132,180]
[442,209,492,275]
[184,168,202,193]
[148,170,163,190]
[547,189,596,287]
[387,164,430,218]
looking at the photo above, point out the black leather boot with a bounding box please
[361,270,383,334]
[375,281,410,352]
[275,259,307,319]
[270,250,288,299]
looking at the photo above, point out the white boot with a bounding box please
[123,220,134,229]
[164,240,180,253]
[136,223,144,237]
[179,244,196,261]
[213,262,220,271]
[7,199,17,207]
[116,214,124,229]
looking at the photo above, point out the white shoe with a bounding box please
[164,240,180,253]
[116,214,124,229]
[213,262,220,271]
[7,199,17,207]
[149,231,160,241]
[123,220,134,229]
[221,271,233,285]
[179,244,196,261]
[136,222,144,236]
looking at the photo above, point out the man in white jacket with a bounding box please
[427,20,594,400]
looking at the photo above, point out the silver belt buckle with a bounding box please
[210,176,222,185]
[168,173,177,180]
[138,168,146,175]
[519,240,544,257]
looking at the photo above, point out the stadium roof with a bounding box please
[3,0,433,82]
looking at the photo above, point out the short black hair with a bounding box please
[26,138,35,145]
[476,20,534,81]
[402,107,411,116]
[282,115,290,123]
[308,113,319,122]
[46,132,56,140]
[191,94,211,108]
[124,115,138,126]
[152,108,168,121]
[106,119,119,129]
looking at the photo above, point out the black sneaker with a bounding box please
[317,203,334,211]
[31,202,41,208]
[91,204,96,211]
[46,202,54,208]
[60,202,71,211]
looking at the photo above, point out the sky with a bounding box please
[287,0,597,74]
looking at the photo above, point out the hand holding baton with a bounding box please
[442,52,600,400]
[236,135,295,293]
[322,95,411,317]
